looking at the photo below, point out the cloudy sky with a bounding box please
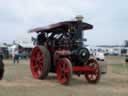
[0,0,128,45]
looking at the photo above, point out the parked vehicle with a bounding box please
[29,17,101,85]
[125,53,128,63]
[0,50,4,80]
[95,52,105,61]
[125,56,128,62]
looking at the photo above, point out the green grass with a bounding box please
[111,64,128,74]
[0,58,128,96]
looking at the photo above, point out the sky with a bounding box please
[0,0,128,45]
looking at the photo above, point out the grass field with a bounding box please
[111,64,128,74]
[0,56,128,96]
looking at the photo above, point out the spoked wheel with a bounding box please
[85,59,100,84]
[56,58,72,85]
[30,46,50,79]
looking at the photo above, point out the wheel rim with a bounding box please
[57,59,71,84]
[85,59,100,83]
[30,47,44,79]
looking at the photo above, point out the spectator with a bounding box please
[12,48,19,64]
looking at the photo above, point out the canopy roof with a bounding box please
[29,21,93,33]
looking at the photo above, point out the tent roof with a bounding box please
[19,43,34,48]
[0,43,7,48]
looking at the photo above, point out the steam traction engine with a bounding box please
[29,17,100,85]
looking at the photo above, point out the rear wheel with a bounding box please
[85,59,100,84]
[56,58,72,85]
[30,46,51,79]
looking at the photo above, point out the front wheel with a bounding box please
[85,59,100,84]
[56,58,72,85]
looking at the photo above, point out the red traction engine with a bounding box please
[29,19,100,85]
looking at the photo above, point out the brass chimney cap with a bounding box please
[75,15,84,21]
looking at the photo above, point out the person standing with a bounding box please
[12,46,19,64]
